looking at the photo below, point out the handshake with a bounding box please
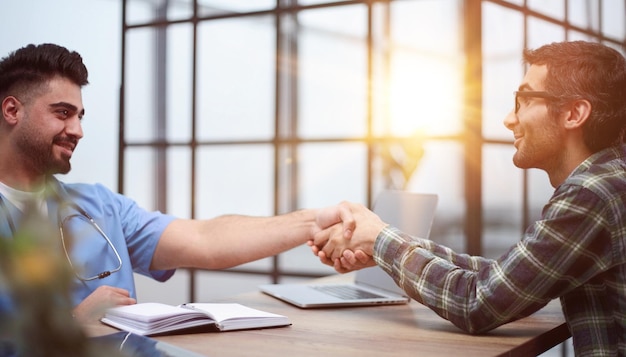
[308,201,388,273]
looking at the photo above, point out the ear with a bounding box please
[563,98,591,130]
[1,96,22,125]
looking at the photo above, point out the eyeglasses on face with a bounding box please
[514,90,557,114]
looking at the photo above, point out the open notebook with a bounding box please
[260,191,438,308]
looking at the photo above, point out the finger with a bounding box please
[354,250,370,264]
[336,203,356,239]
[317,251,335,267]
[339,256,358,271]
[309,239,321,255]
[312,228,331,248]
[341,249,357,265]
[319,235,338,260]
[333,258,350,274]
[116,297,137,306]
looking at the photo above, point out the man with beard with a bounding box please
[311,41,626,356]
[0,43,349,324]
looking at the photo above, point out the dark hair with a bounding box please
[0,43,89,103]
[523,41,626,153]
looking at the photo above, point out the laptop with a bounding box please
[260,191,438,308]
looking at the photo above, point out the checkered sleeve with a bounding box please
[373,184,614,334]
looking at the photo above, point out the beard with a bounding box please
[511,144,537,169]
[15,115,73,176]
[17,134,72,175]
[511,124,562,172]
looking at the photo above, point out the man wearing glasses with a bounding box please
[311,41,626,356]
[0,44,349,324]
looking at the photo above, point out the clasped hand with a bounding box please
[309,201,387,273]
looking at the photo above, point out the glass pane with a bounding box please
[197,16,275,141]
[483,3,524,140]
[568,30,597,42]
[166,147,191,218]
[483,2,525,55]
[527,17,566,49]
[370,135,429,191]
[483,58,524,140]
[298,142,368,208]
[198,0,275,16]
[124,147,156,210]
[482,145,523,259]
[278,142,367,275]
[167,0,193,20]
[166,24,193,142]
[403,141,465,252]
[568,0,600,32]
[127,24,192,143]
[528,0,565,20]
[126,28,157,142]
[602,0,626,39]
[126,0,159,25]
[126,0,193,25]
[391,0,460,50]
[298,5,368,139]
[298,0,345,5]
[195,145,274,218]
[373,0,463,137]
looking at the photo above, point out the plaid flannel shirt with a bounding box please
[374,144,626,356]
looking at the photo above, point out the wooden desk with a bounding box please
[86,274,570,356]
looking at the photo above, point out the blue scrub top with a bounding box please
[0,177,177,307]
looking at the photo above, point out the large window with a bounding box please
[120,0,625,310]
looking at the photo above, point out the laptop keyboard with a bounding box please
[312,285,384,300]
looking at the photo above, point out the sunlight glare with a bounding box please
[384,53,463,137]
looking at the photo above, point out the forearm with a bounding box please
[153,209,318,270]
[209,210,319,267]
[374,227,531,334]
